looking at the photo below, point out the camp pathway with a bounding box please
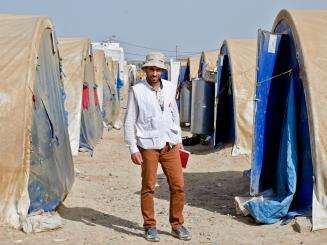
[1,121,327,244]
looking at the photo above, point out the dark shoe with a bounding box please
[144,227,160,242]
[171,226,191,241]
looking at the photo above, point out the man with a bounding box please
[124,52,191,242]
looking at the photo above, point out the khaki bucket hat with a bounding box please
[142,52,167,70]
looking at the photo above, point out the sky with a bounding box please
[2,0,327,60]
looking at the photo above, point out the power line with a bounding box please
[113,38,201,54]
[124,51,178,59]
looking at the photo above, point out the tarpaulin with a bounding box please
[82,85,90,110]
[0,14,74,228]
[199,50,219,82]
[59,38,88,156]
[214,40,256,156]
[101,58,121,127]
[248,9,327,230]
[94,87,99,106]
[177,59,189,83]
[93,50,105,111]
[188,54,201,80]
[246,74,309,223]
[169,60,180,90]
[59,38,103,155]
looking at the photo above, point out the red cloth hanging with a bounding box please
[94,87,99,106]
[82,85,90,110]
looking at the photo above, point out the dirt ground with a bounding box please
[1,96,327,244]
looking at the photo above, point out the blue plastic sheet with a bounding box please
[248,28,313,224]
[246,78,298,223]
[29,29,74,213]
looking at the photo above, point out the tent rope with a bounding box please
[257,69,292,85]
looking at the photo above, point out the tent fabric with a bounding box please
[29,29,74,214]
[203,50,220,72]
[247,9,327,230]
[82,85,90,109]
[102,57,120,127]
[91,50,105,139]
[0,14,74,228]
[246,73,308,223]
[93,50,105,111]
[272,11,327,231]
[177,58,189,83]
[127,64,137,86]
[81,42,103,149]
[94,87,100,106]
[59,38,103,155]
[199,50,219,82]
[59,38,88,155]
[246,27,314,223]
[188,54,201,80]
[220,40,257,156]
[169,60,181,90]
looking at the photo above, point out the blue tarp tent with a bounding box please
[178,59,189,84]
[247,9,327,231]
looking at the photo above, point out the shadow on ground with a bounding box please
[183,143,233,155]
[135,171,255,225]
[58,205,171,237]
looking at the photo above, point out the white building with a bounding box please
[92,41,125,85]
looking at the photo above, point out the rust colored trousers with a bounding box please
[139,144,185,229]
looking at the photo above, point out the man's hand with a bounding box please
[131,152,143,165]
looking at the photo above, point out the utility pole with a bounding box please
[175,45,178,60]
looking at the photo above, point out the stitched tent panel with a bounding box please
[0,14,74,228]
[271,9,327,230]
[222,40,257,155]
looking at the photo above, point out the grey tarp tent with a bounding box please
[214,40,256,156]
[179,55,201,126]
[0,14,74,228]
[191,50,219,135]
[59,38,103,155]
[178,58,191,125]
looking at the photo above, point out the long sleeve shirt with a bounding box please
[124,80,182,154]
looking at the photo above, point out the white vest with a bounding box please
[132,79,180,148]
